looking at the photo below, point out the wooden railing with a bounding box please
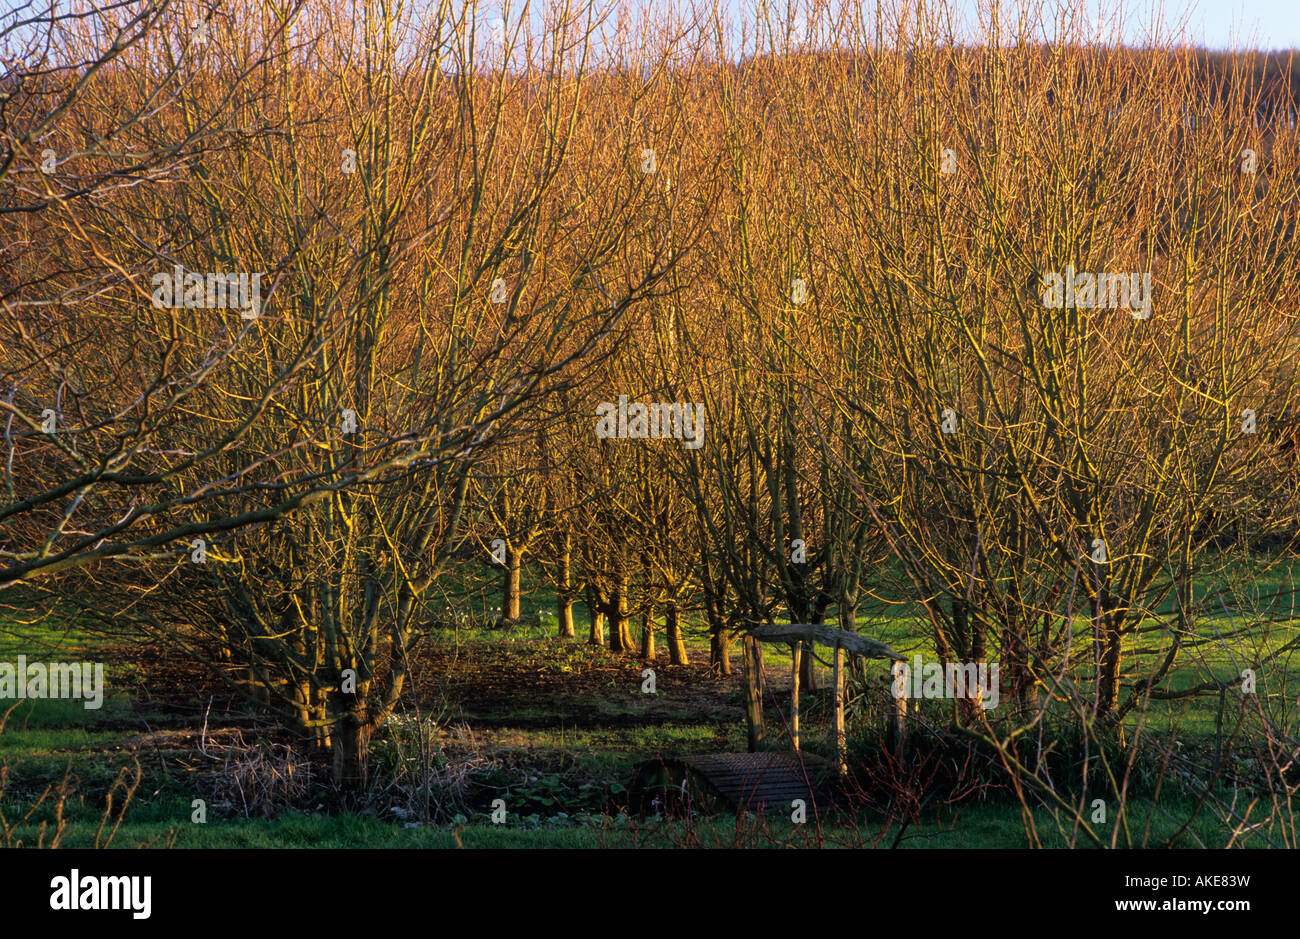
[745,623,905,775]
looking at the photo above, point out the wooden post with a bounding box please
[890,662,908,762]
[790,641,801,752]
[833,640,846,777]
[742,634,765,752]
[746,624,906,768]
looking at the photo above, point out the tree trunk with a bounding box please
[292,680,312,740]
[1002,616,1028,713]
[800,617,819,692]
[711,622,731,675]
[587,602,604,646]
[666,598,688,665]
[640,607,655,660]
[610,569,633,653]
[699,541,728,674]
[608,605,627,651]
[619,601,634,653]
[331,697,372,787]
[503,545,522,621]
[557,544,575,639]
[1097,611,1124,733]
[558,595,575,639]
[251,664,271,706]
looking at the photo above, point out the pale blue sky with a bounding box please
[949,0,1300,49]
[3,0,1296,63]
[1152,0,1300,50]
[477,0,1300,63]
[719,0,1300,51]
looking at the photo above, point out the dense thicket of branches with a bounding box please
[4,0,1298,787]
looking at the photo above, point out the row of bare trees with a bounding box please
[4,0,1299,786]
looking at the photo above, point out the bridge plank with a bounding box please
[646,751,834,813]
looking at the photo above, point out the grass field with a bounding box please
[1,555,1294,849]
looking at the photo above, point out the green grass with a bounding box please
[2,554,1298,848]
[5,796,1257,849]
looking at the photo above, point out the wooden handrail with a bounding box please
[746,623,907,774]
[750,623,905,661]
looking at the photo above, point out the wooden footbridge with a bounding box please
[629,751,834,815]
[629,623,905,815]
